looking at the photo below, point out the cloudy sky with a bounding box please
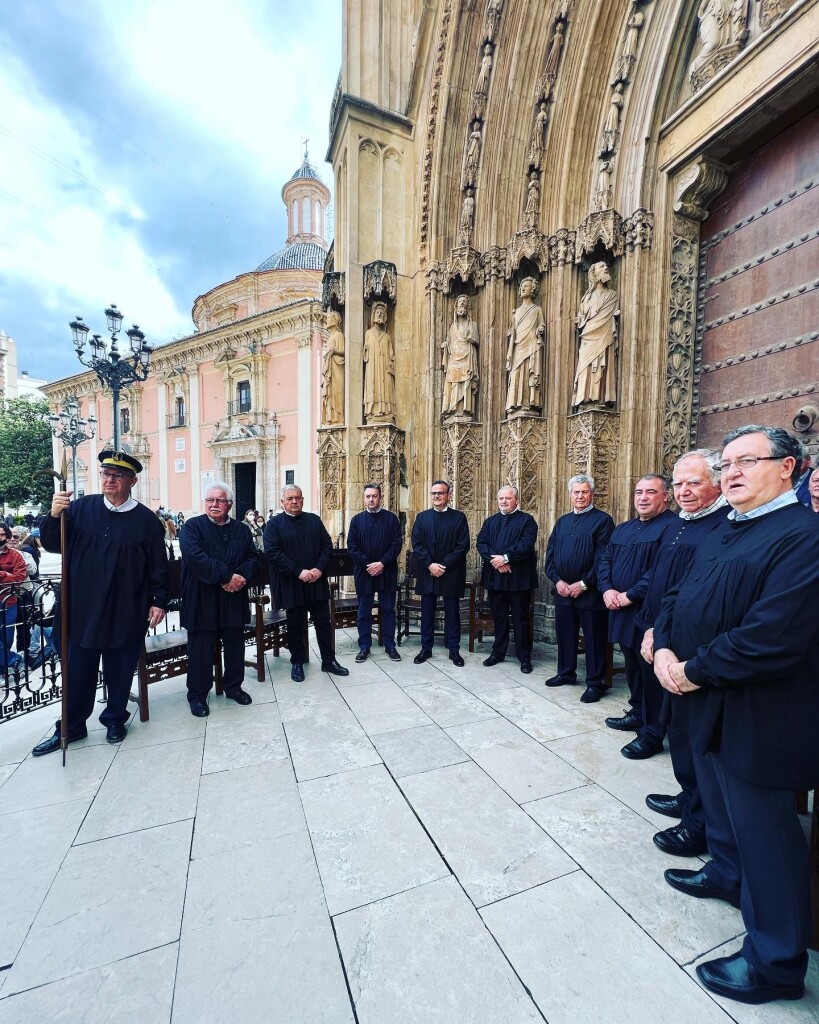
[0,0,340,384]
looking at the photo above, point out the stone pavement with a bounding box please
[0,632,816,1024]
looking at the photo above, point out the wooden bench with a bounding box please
[326,548,381,654]
[242,553,295,679]
[466,580,534,654]
[396,552,471,647]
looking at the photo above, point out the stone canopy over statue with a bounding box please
[572,261,620,407]
[321,310,345,426]
[442,295,479,419]
[505,276,545,415]
[363,301,396,423]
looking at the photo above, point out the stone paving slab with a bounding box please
[201,699,287,774]
[340,679,433,733]
[0,741,116,816]
[402,676,498,728]
[370,723,469,778]
[480,684,600,742]
[334,876,545,1024]
[299,763,448,915]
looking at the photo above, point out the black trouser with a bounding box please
[620,644,642,717]
[286,601,334,664]
[420,593,460,653]
[554,603,608,688]
[488,589,531,663]
[665,718,706,839]
[186,627,244,701]
[53,640,143,738]
[357,590,397,651]
[636,653,666,744]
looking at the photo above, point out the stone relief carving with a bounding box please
[363,260,398,303]
[446,246,484,292]
[463,122,483,189]
[322,271,345,310]
[758,0,789,30]
[363,302,396,424]
[523,172,541,230]
[484,0,503,42]
[614,8,645,83]
[506,276,546,415]
[528,103,549,169]
[317,427,347,512]
[663,234,698,468]
[481,245,508,280]
[538,20,565,99]
[499,416,548,511]
[458,189,476,246]
[689,0,749,92]
[600,83,624,156]
[573,262,620,408]
[575,209,625,261]
[442,295,480,420]
[476,43,493,96]
[420,0,453,261]
[593,159,614,212]
[623,209,654,250]
[566,409,620,511]
[506,231,549,277]
[548,228,576,265]
[673,157,729,222]
[359,425,405,512]
[321,310,345,426]
[442,421,483,558]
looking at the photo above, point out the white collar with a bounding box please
[104,495,137,513]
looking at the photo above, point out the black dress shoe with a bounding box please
[413,650,432,664]
[646,792,684,819]
[621,734,664,760]
[355,649,370,663]
[483,653,505,667]
[664,868,740,908]
[696,951,804,1005]
[653,824,708,857]
[226,688,253,706]
[321,660,350,676]
[32,730,87,757]
[290,663,305,682]
[189,699,210,718]
[545,675,575,687]
[520,662,532,674]
[385,648,402,662]
[604,709,642,731]
[579,687,604,703]
[106,723,128,744]
[449,651,465,667]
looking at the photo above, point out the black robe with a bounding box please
[596,509,675,648]
[40,495,169,648]
[411,508,470,598]
[346,509,403,594]
[544,507,614,610]
[263,512,332,608]
[179,515,259,630]
[476,510,538,591]
[653,503,819,789]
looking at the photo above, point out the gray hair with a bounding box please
[281,484,303,498]
[497,484,519,498]
[567,474,595,493]
[14,526,30,540]
[206,481,234,502]
[722,425,803,484]
[673,449,720,485]
[363,482,382,494]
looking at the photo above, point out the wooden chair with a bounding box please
[242,552,299,679]
[396,552,472,647]
[325,549,381,654]
[467,581,534,654]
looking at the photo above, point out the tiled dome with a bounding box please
[255,241,327,272]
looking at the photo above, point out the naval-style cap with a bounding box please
[98,450,143,474]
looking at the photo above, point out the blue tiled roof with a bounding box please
[291,160,322,181]
[255,241,327,272]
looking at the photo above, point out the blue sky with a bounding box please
[0,0,340,383]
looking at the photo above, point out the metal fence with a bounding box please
[0,579,63,722]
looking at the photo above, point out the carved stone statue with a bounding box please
[458,188,475,246]
[442,295,480,418]
[528,102,549,169]
[615,10,644,82]
[523,172,540,230]
[690,0,748,89]
[572,262,620,407]
[600,83,624,154]
[594,159,613,211]
[476,44,493,96]
[539,21,565,98]
[321,310,345,425]
[506,276,546,414]
[363,302,396,423]
[463,122,482,188]
[484,0,503,42]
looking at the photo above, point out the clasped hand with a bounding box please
[653,648,700,695]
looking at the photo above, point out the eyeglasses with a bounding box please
[719,456,782,474]
[206,498,230,505]
[9,534,20,540]
[431,490,448,496]
[100,469,128,480]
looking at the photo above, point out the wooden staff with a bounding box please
[33,467,69,766]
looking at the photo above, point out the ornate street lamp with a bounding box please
[48,397,97,494]
[70,304,152,450]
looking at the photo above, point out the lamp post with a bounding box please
[69,304,152,451]
[48,398,97,495]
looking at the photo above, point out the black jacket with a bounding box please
[411,508,470,598]
[476,510,538,591]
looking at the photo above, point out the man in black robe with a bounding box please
[636,450,729,855]
[544,474,614,701]
[596,475,674,744]
[654,425,819,1005]
[33,451,169,755]
[180,483,260,717]
[476,485,538,673]
[346,483,403,662]
[263,485,349,682]
[411,480,470,666]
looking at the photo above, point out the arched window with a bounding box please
[120,408,130,435]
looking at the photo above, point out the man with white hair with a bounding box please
[180,482,260,717]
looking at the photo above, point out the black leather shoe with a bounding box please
[545,675,575,687]
[579,687,604,703]
[520,662,532,674]
[653,824,708,857]
[664,868,740,908]
[385,648,402,662]
[106,723,128,744]
[321,660,350,676]
[696,951,804,1005]
[621,734,664,760]
[189,699,210,718]
[226,688,253,706]
[355,649,370,663]
[605,709,642,731]
[483,653,505,667]
[413,650,432,664]
[290,663,305,682]
[449,651,465,667]
[32,730,87,757]
[646,792,684,819]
